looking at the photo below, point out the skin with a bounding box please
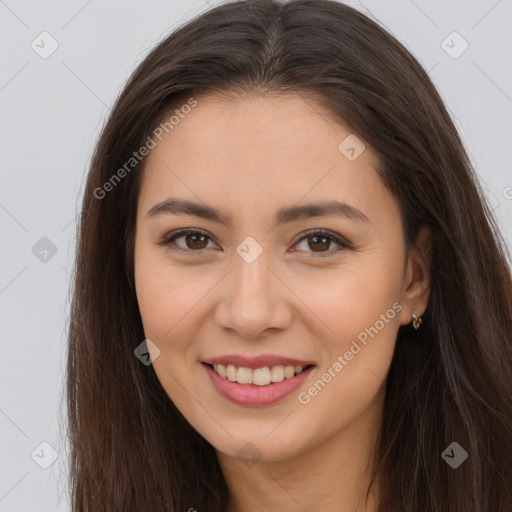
[133,92,431,511]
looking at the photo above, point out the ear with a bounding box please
[398,225,432,326]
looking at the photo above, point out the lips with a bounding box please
[202,362,315,406]
[201,354,316,406]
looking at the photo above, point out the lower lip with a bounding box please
[202,363,315,406]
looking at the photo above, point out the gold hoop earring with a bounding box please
[411,313,422,330]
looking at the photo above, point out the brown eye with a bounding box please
[307,235,331,252]
[182,233,209,250]
[159,228,216,252]
[293,229,350,256]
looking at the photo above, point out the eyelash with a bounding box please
[157,228,352,257]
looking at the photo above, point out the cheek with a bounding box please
[134,257,205,410]
[297,285,399,435]
[291,258,402,337]
[290,256,402,390]
[134,250,222,363]
[134,246,191,345]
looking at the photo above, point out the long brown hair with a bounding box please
[65,1,512,510]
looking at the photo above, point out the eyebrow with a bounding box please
[146,197,370,225]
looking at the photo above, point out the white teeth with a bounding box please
[236,367,253,384]
[270,365,285,382]
[226,364,237,382]
[253,367,271,386]
[284,365,295,379]
[211,363,309,385]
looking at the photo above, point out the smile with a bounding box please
[208,363,311,386]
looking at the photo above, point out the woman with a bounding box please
[66,1,512,510]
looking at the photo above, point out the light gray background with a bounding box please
[1,0,511,510]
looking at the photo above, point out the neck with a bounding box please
[218,385,384,512]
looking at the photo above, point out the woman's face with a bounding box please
[133,92,430,462]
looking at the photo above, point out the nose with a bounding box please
[214,251,293,339]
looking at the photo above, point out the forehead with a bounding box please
[137,92,398,229]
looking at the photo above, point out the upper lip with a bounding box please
[203,354,316,369]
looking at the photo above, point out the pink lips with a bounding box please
[202,360,315,407]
